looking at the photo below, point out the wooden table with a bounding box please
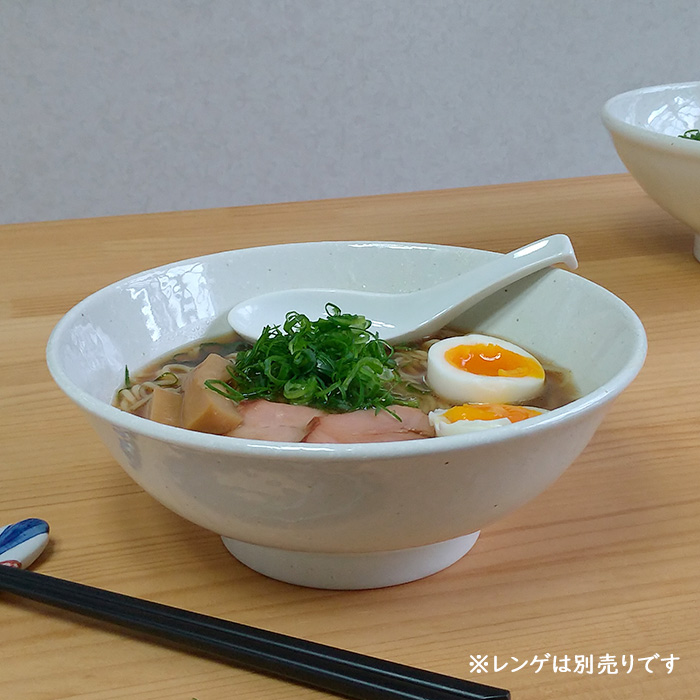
[1,174,698,699]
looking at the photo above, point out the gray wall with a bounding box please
[2,1,699,224]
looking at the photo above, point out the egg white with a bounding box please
[426,333,545,404]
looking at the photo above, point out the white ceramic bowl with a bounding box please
[46,241,647,589]
[602,81,700,261]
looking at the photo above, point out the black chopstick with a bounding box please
[0,566,509,700]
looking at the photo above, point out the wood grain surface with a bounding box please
[1,174,698,699]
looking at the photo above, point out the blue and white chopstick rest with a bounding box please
[0,519,50,569]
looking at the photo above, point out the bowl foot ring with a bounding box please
[221,531,480,589]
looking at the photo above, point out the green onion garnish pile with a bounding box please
[205,304,417,414]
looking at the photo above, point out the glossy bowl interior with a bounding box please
[602,81,700,261]
[47,241,647,588]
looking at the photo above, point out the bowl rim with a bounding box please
[46,241,648,461]
[601,81,700,154]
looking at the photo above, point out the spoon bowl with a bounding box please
[228,234,578,344]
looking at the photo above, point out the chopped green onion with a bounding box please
[679,129,700,141]
[203,378,245,402]
[208,305,417,414]
[154,371,179,387]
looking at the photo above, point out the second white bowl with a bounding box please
[602,81,700,261]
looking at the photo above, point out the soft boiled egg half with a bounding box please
[426,333,545,405]
[429,403,548,436]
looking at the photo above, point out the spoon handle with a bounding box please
[397,234,577,342]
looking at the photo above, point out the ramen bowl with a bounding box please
[602,81,700,261]
[46,241,647,589]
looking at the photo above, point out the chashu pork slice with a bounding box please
[228,399,324,442]
[302,405,434,444]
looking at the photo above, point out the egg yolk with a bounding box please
[444,343,545,379]
[443,403,543,424]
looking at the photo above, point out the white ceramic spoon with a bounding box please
[228,234,578,344]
